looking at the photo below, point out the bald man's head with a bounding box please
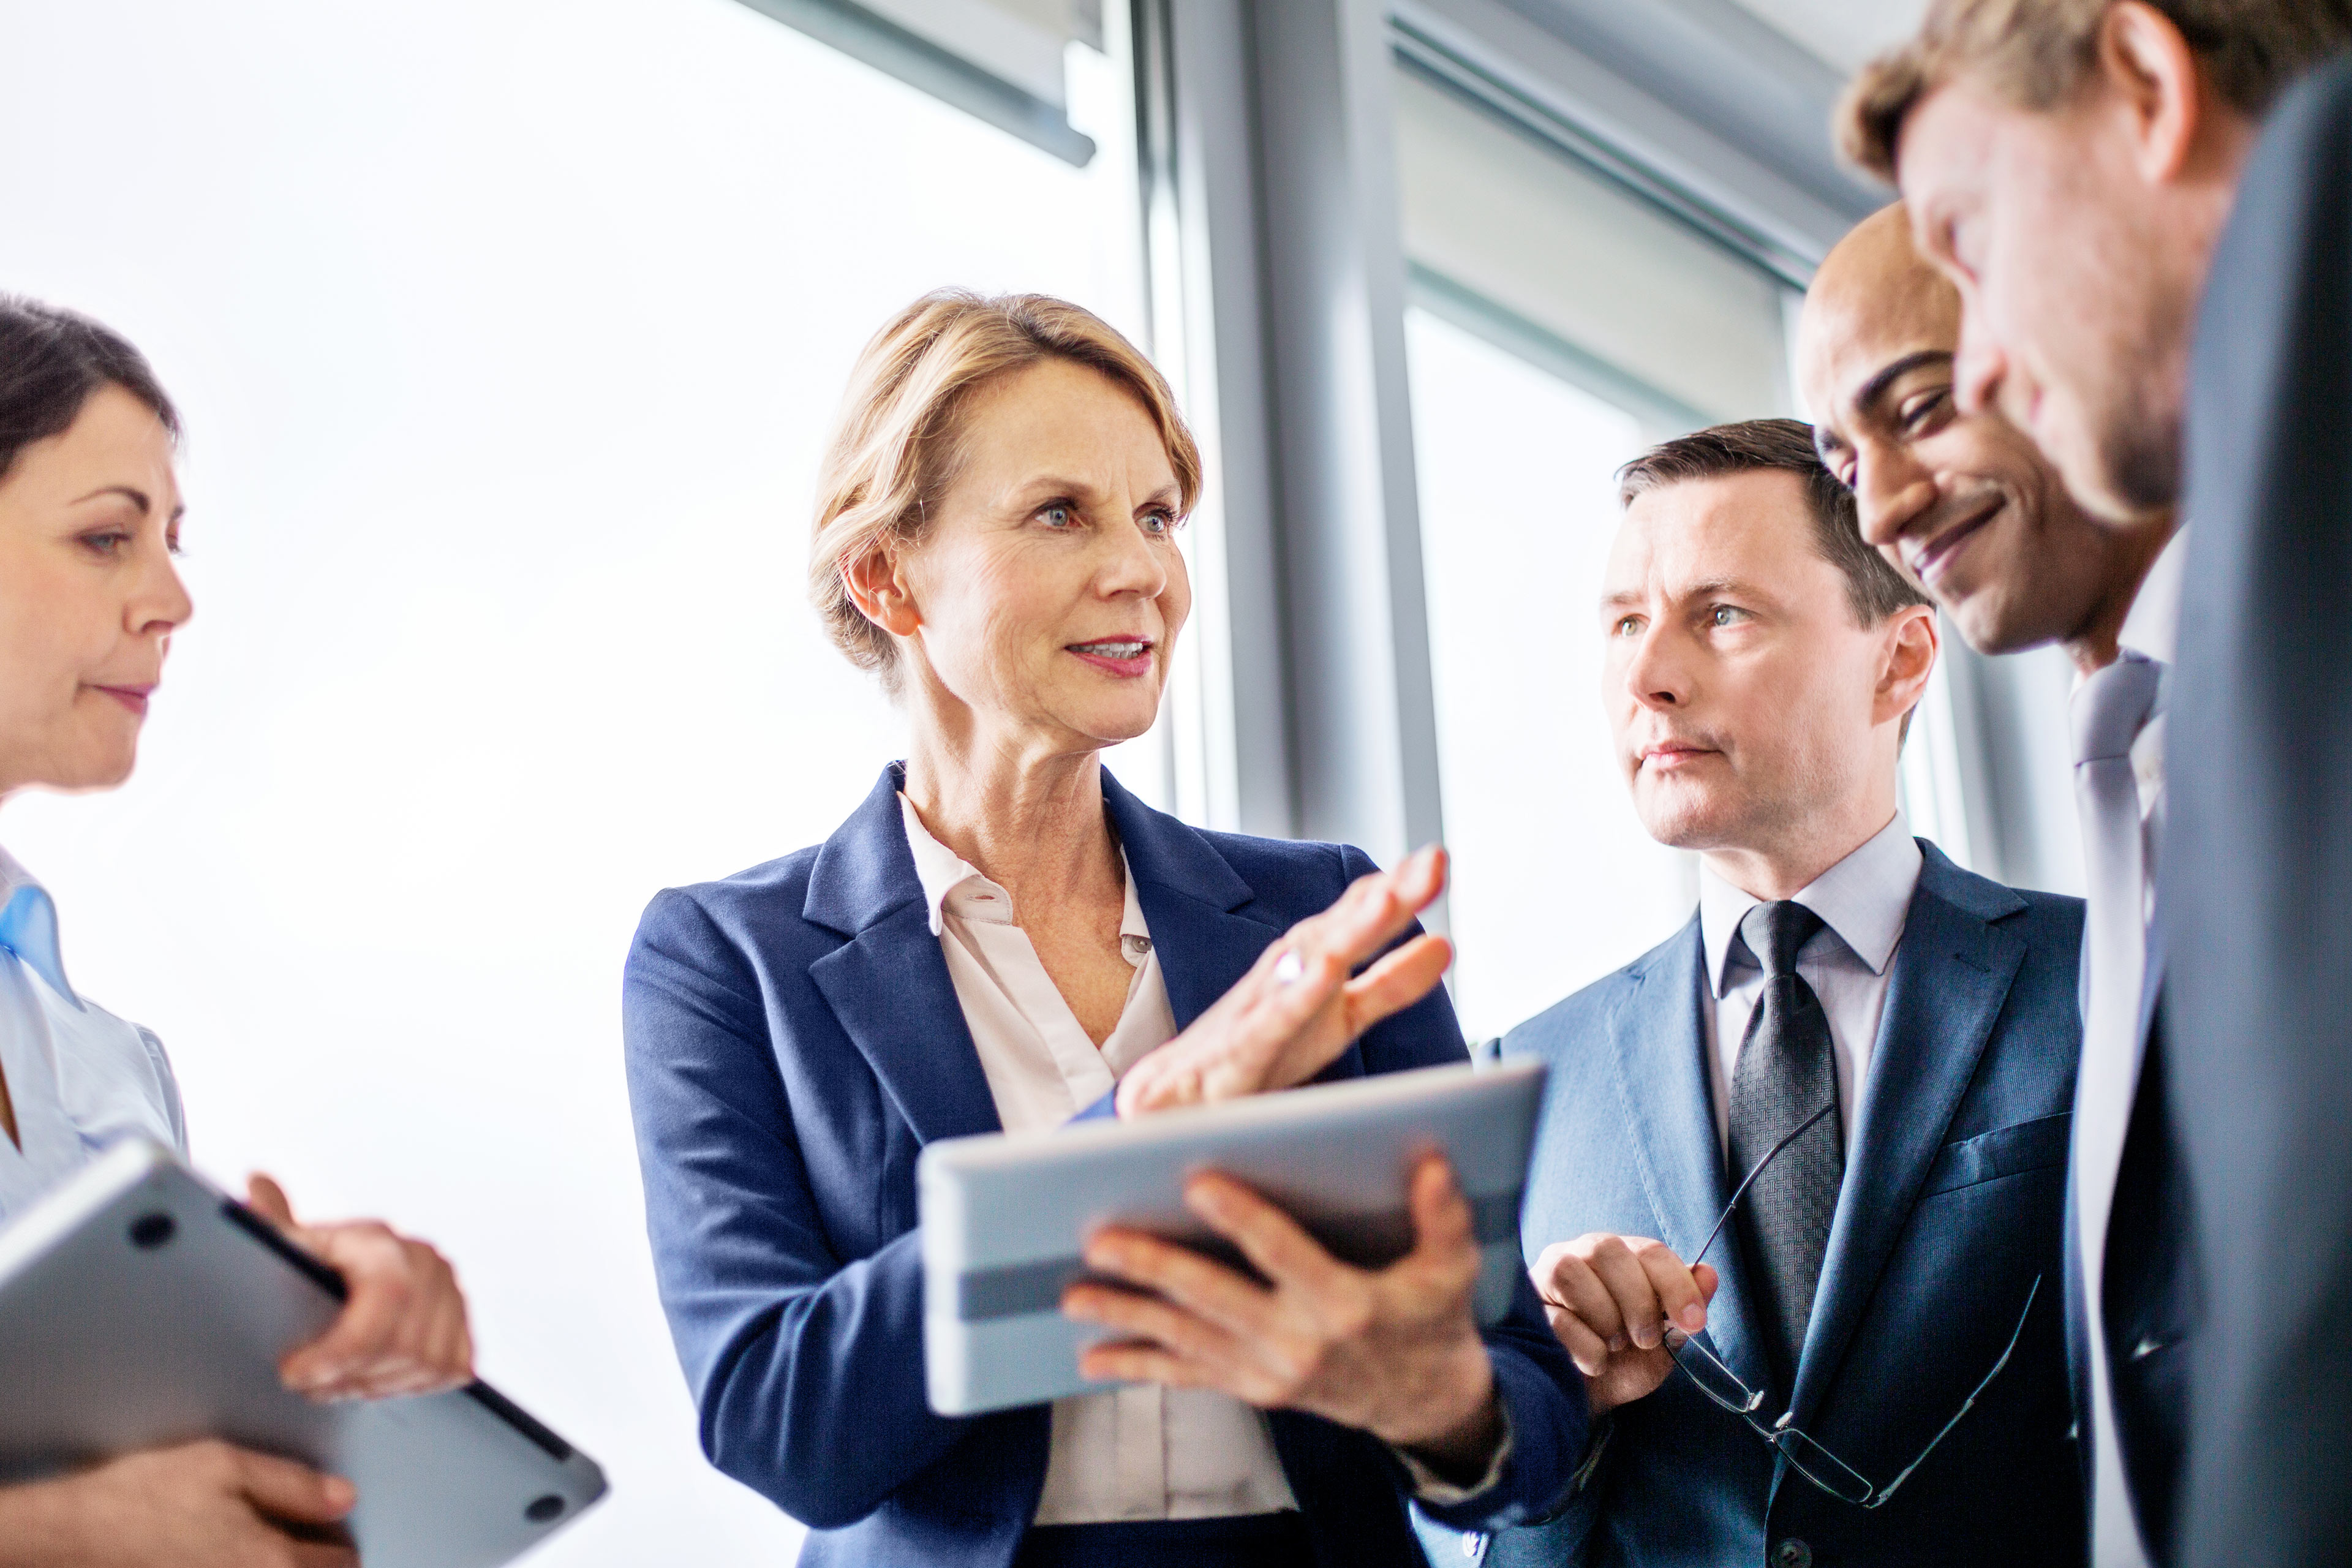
[1798,205,2169,672]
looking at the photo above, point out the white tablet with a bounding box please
[917,1058,1546,1417]
[0,1140,606,1567]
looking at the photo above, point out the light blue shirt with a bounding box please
[0,848,184,1226]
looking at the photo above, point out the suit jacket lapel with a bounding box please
[1790,846,2026,1423]
[1102,771,1276,1030]
[1607,919,1774,1394]
[804,765,1001,1147]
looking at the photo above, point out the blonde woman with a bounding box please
[0,297,473,1567]
[624,292,1586,1568]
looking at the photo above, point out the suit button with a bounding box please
[1773,1540,1814,1568]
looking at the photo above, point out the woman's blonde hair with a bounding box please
[809,290,1202,687]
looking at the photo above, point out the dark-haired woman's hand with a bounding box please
[1114,846,1453,1118]
[245,1176,475,1402]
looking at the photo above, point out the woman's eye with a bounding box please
[78,530,134,556]
[1139,510,1180,537]
[1038,503,1079,529]
[1613,616,1642,638]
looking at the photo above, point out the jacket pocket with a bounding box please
[1918,1113,2071,1197]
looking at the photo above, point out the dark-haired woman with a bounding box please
[0,298,473,1568]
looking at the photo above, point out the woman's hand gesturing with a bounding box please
[1114,846,1452,1118]
[1063,1150,1503,1481]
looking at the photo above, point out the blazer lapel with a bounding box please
[1102,771,1278,1031]
[804,765,1002,1147]
[1607,919,1774,1395]
[1789,846,2027,1423]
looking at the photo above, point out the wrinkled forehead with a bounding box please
[1603,472,1819,603]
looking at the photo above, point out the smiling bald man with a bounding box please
[1800,205,2174,679]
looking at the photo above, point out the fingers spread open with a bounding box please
[1338,934,1454,1038]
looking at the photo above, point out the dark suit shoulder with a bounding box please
[628,843,835,971]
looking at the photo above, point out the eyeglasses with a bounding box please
[1664,1104,2043,1509]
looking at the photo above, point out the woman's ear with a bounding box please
[842,545,921,638]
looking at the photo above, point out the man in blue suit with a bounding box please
[1444,420,2084,1567]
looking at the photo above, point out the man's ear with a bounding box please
[1877,603,1939,729]
[842,544,921,638]
[2097,1,2209,184]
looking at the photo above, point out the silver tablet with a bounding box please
[918,1058,1546,1417]
[0,1140,606,1567]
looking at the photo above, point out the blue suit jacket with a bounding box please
[1455,844,2084,1567]
[622,764,1587,1566]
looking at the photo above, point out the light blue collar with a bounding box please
[0,851,81,1008]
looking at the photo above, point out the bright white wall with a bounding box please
[0,1,1147,1560]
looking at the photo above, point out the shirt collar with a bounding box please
[2118,523,2188,666]
[896,793,1148,946]
[0,848,81,1007]
[1698,812,1923,998]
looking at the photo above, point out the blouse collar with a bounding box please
[0,848,81,1008]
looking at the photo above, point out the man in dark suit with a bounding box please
[1842,6,2352,1566]
[1427,420,2085,1567]
[1798,201,2185,1568]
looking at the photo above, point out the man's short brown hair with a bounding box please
[1617,418,1932,627]
[1838,0,2352,179]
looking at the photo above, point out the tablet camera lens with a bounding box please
[525,1494,565,1524]
[128,1212,176,1251]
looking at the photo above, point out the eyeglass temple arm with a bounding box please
[1859,1273,2046,1507]
[1689,1101,1836,1268]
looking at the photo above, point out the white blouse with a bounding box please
[0,848,185,1227]
[897,796,1301,1525]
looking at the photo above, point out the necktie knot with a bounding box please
[1744,900,1825,979]
[2072,654,2165,764]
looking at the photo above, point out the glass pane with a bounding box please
[0,2,1147,1561]
[1395,60,1811,1042]
[1392,66,1795,431]
[1406,310,1697,1041]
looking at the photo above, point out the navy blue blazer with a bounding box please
[1446,844,2084,1568]
[622,764,1587,1566]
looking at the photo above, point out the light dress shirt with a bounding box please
[0,848,184,1228]
[1697,812,1924,1163]
[2075,523,2186,1568]
[897,796,1301,1525]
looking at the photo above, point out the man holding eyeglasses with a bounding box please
[1439,420,2086,1568]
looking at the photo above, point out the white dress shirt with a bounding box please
[1698,813,1924,1161]
[0,848,185,1226]
[897,796,1300,1525]
[2075,523,2185,1568]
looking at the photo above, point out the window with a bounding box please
[1393,60,1801,1041]
[0,0,1147,1558]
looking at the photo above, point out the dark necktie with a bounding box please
[1726,899,1844,1398]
